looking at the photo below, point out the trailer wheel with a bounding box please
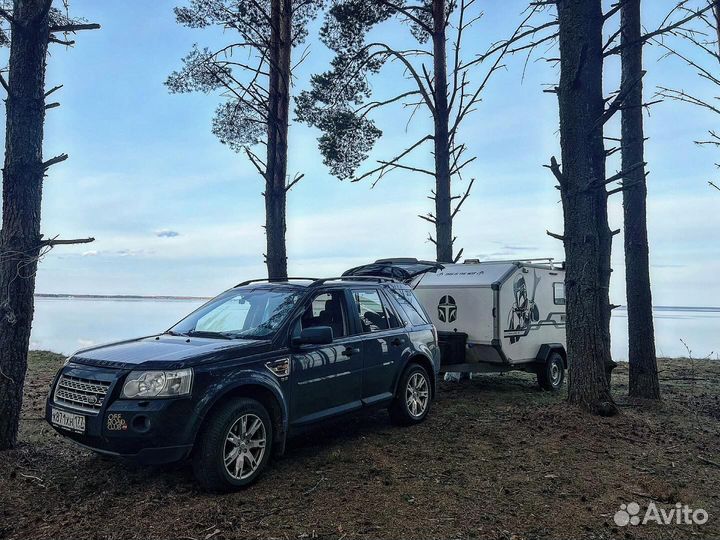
[537,352,565,391]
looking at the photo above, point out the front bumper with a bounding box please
[46,364,197,465]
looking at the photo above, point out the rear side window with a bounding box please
[353,290,390,332]
[301,291,347,339]
[553,282,566,305]
[390,288,430,326]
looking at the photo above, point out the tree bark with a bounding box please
[713,0,720,59]
[556,0,617,416]
[432,0,453,263]
[620,0,660,400]
[265,0,291,280]
[0,0,52,449]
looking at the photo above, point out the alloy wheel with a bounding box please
[405,372,429,417]
[223,413,267,480]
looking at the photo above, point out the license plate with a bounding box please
[51,407,86,434]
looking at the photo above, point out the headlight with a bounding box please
[121,368,193,399]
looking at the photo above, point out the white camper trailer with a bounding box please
[410,259,567,390]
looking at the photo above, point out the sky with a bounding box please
[4,0,718,306]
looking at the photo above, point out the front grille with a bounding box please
[53,375,111,415]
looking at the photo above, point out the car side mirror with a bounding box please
[291,326,334,347]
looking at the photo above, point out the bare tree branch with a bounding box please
[40,236,95,247]
[595,70,646,127]
[546,230,565,241]
[49,23,100,33]
[353,135,434,184]
[605,1,718,56]
[450,177,475,218]
[42,154,68,169]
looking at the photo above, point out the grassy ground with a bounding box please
[1,352,719,540]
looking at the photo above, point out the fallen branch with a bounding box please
[698,455,720,468]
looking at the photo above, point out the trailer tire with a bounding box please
[537,352,565,391]
[389,363,432,425]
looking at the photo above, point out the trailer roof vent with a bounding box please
[462,259,481,264]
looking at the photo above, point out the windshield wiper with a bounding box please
[164,330,189,337]
[187,330,233,340]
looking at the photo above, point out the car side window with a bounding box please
[300,291,347,339]
[389,288,430,326]
[383,291,402,328]
[353,290,390,333]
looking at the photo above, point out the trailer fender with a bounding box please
[536,344,567,368]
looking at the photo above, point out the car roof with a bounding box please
[232,277,410,290]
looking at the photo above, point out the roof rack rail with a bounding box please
[464,257,560,269]
[234,277,319,287]
[373,257,442,267]
[311,275,399,286]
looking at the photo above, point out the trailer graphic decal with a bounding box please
[505,271,541,343]
[438,295,457,323]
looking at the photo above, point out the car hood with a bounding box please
[69,335,274,370]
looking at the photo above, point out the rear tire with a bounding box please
[192,398,273,492]
[389,363,432,425]
[537,352,565,391]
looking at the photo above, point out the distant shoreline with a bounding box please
[33,293,720,311]
[35,293,212,301]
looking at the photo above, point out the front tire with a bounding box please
[389,363,432,425]
[537,352,565,391]
[192,398,273,492]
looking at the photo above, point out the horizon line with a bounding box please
[33,293,720,311]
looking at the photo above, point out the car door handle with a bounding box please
[391,338,402,347]
[342,347,360,357]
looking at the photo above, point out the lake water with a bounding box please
[30,297,720,361]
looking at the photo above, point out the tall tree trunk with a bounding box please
[713,0,720,59]
[556,0,617,416]
[620,0,660,400]
[432,0,452,263]
[265,0,291,280]
[0,0,51,449]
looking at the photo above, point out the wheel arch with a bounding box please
[192,377,288,457]
[398,353,437,397]
[536,343,567,368]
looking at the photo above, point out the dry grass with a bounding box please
[1,352,719,539]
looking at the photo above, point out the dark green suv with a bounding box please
[46,277,440,491]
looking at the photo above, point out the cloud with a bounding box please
[156,229,180,238]
[82,250,98,257]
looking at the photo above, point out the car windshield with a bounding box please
[169,287,304,340]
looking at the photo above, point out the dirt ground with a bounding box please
[1,352,719,540]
